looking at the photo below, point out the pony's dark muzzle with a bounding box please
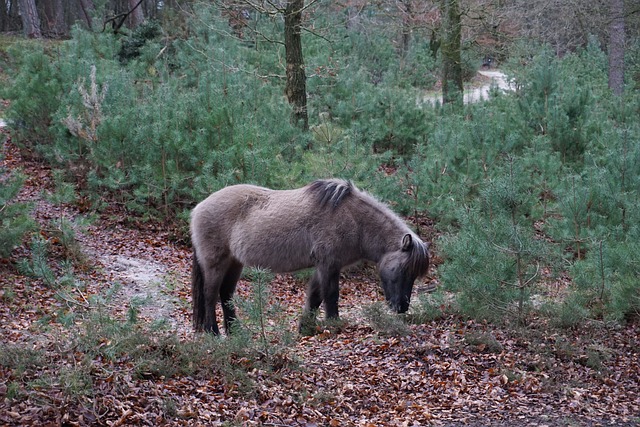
[388,298,410,314]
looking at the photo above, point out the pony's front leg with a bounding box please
[321,269,341,319]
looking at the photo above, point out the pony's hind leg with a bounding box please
[192,250,206,331]
[201,258,236,334]
[220,260,243,334]
[202,273,221,334]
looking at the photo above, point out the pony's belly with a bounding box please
[230,221,315,272]
[233,240,314,273]
[241,250,314,273]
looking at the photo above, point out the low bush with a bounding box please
[438,156,556,323]
[0,170,35,259]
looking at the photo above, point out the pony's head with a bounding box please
[378,234,430,313]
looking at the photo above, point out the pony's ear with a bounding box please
[401,234,413,251]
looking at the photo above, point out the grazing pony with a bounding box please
[190,179,430,334]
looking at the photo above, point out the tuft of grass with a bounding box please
[0,343,46,375]
[553,336,576,361]
[540,296,589,329]
[298,309,321,337]
[298,311,348,337]
[362,302,411,337]
[578,345,611,371]
[54,365,94,397]
[405,291,450,324]
[464,331,504,353]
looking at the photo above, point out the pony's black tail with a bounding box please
[191,248,205,331]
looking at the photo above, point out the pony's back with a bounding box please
[191,183,330,272]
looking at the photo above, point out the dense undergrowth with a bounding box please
[1,3,639,328]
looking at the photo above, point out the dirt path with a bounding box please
[465,70,514,103]
[0,127,193,340]
[419,69,513,105]
[77,215,195,337]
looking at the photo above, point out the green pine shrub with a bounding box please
[547,174,601,261]
[231,268,295,368]
[0,171,35,258]
[117,20,162,63]
[284,125,387,188]
[570,233,640,322]
[546,98,640,322]
[17,236,56,287]
[513,49,601,166]
[395,115,496,219]
[2,42,63,151]
[309,63,432,156]
[398,42,438,89]
[547,83,591,163]
[438,157,556,322]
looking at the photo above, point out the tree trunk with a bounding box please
[78,0,96,30]
[3,0,22,32]
[441,0,463,106]
[18,0,42,38]
[429,28,441,60]
[284,0,309,130]
[44,0,67,38]
[129,0,145,28]
[0,0,8,31]
[400,0,412,58]
[608,0,625,96]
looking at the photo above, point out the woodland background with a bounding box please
[0,0,639,425]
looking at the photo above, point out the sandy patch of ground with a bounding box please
[419,69,514,105]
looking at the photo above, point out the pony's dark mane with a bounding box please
[307,179,429,276]
[306,179,354,209]
[405,239,430,278]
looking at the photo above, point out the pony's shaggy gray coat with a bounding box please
[191,179,429,334]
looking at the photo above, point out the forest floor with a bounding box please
[1,122,639,426]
